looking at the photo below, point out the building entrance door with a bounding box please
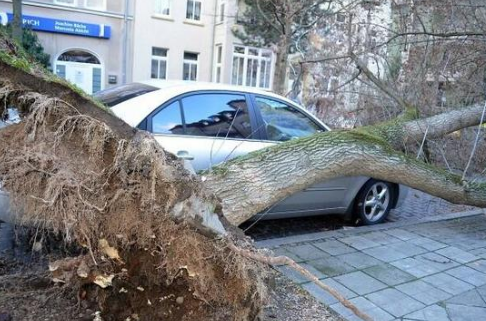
[55,50,103,95]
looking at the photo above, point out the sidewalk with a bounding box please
[257,210,486,321]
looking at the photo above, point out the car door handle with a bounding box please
[176,150,195,161]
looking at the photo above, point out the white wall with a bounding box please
[131,0,217,82]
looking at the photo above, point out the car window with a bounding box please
[152,101,184,134]
[181,93,252,139]
[94,83,158,107]
[255,97,322,141]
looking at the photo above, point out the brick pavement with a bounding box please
[258,211,486,321]
[388,189,476,222]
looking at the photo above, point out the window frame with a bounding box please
[154,0,172,17]
[250,94,327,141]
[144,90,261,141]
[231,45,274,89]
[151,47,169,80]
[54,0,107,11]
[213,45,223,83]
[186,0,203,21]
[54,0,77,7]
[85,0,107,10]
[218,0,225,23]
[183,52,199,81]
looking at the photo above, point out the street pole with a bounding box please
[12,0,22,43]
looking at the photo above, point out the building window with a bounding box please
[218,0,225,23]
[151,47,168,80]
[154,0,171,16]
[54,0,76,6]
[231,45,273,89]
[186,0,202,21]
[214,45,223,83]
[183,52,198,81]
[85,0,106,10]
[54,0,106,10]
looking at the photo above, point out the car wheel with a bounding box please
[355,180,395,225]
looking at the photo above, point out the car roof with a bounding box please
[111,80,329,130]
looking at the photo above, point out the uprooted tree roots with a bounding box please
[0,66,268,320]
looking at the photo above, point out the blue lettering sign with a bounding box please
[0,12,111,39]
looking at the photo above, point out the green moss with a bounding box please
[0,49,32,73]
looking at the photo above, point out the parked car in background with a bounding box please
[96,80,408,225]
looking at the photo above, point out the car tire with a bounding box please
[355,180,396,225]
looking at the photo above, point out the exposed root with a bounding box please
[228,243,372,321]
[0,61,268,320]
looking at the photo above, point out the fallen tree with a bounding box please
[0,31,485,320]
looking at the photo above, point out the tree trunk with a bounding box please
[205,107,486,225]
[12,0,22,43]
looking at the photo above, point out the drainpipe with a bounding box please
[121,0,130,84]
[209,0,218,83]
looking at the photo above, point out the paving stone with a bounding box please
[468,259,486,273]
[276,263,327,284]
[302,282,340,306]
[335,252,381,269]
[272,247,302,264]
[445,266,486,286]
[285,244,329,261]
[422,273,475,295]
[391,257,442,278]
[366,288,425,317]
[446,303,486,321]
[331,297,395,321]
[363,245,409,262]
[360,231,403,245]
[435,246,479,264]
[302,279,356,306]
[334,271,387,295]
[363,264,416,286]
[313,239,356,256]
[322,278,357,299]
[410,237,448,251]
[447,289,486,308]
[390,242,428,256]
[469,247,486,259]
[404,304,450,321]
[307,256,356,277]
[339,235,380,250]
[414,252,460,272]
[383,229,419,241]
[396,280,452,305]
[300,262,327,279]
[276,265,309,284]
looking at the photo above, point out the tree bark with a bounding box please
[12,0,22,43]
[205,113,486,225]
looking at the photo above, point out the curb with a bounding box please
[255,209,485,249]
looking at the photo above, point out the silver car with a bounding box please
[95,80,407,225]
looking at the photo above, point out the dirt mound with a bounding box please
[0,39,267,320]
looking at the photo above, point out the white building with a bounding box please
[132,0,275,90]
[0,0,275,93]
[0,0,133,94]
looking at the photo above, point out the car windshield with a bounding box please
[94,83,158,107]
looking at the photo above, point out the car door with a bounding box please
[148,91,272,172]
[251,95,351,215]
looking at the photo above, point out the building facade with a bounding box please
[0,0,275,94]
[132,0,275,90]
[0,0,133,95]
